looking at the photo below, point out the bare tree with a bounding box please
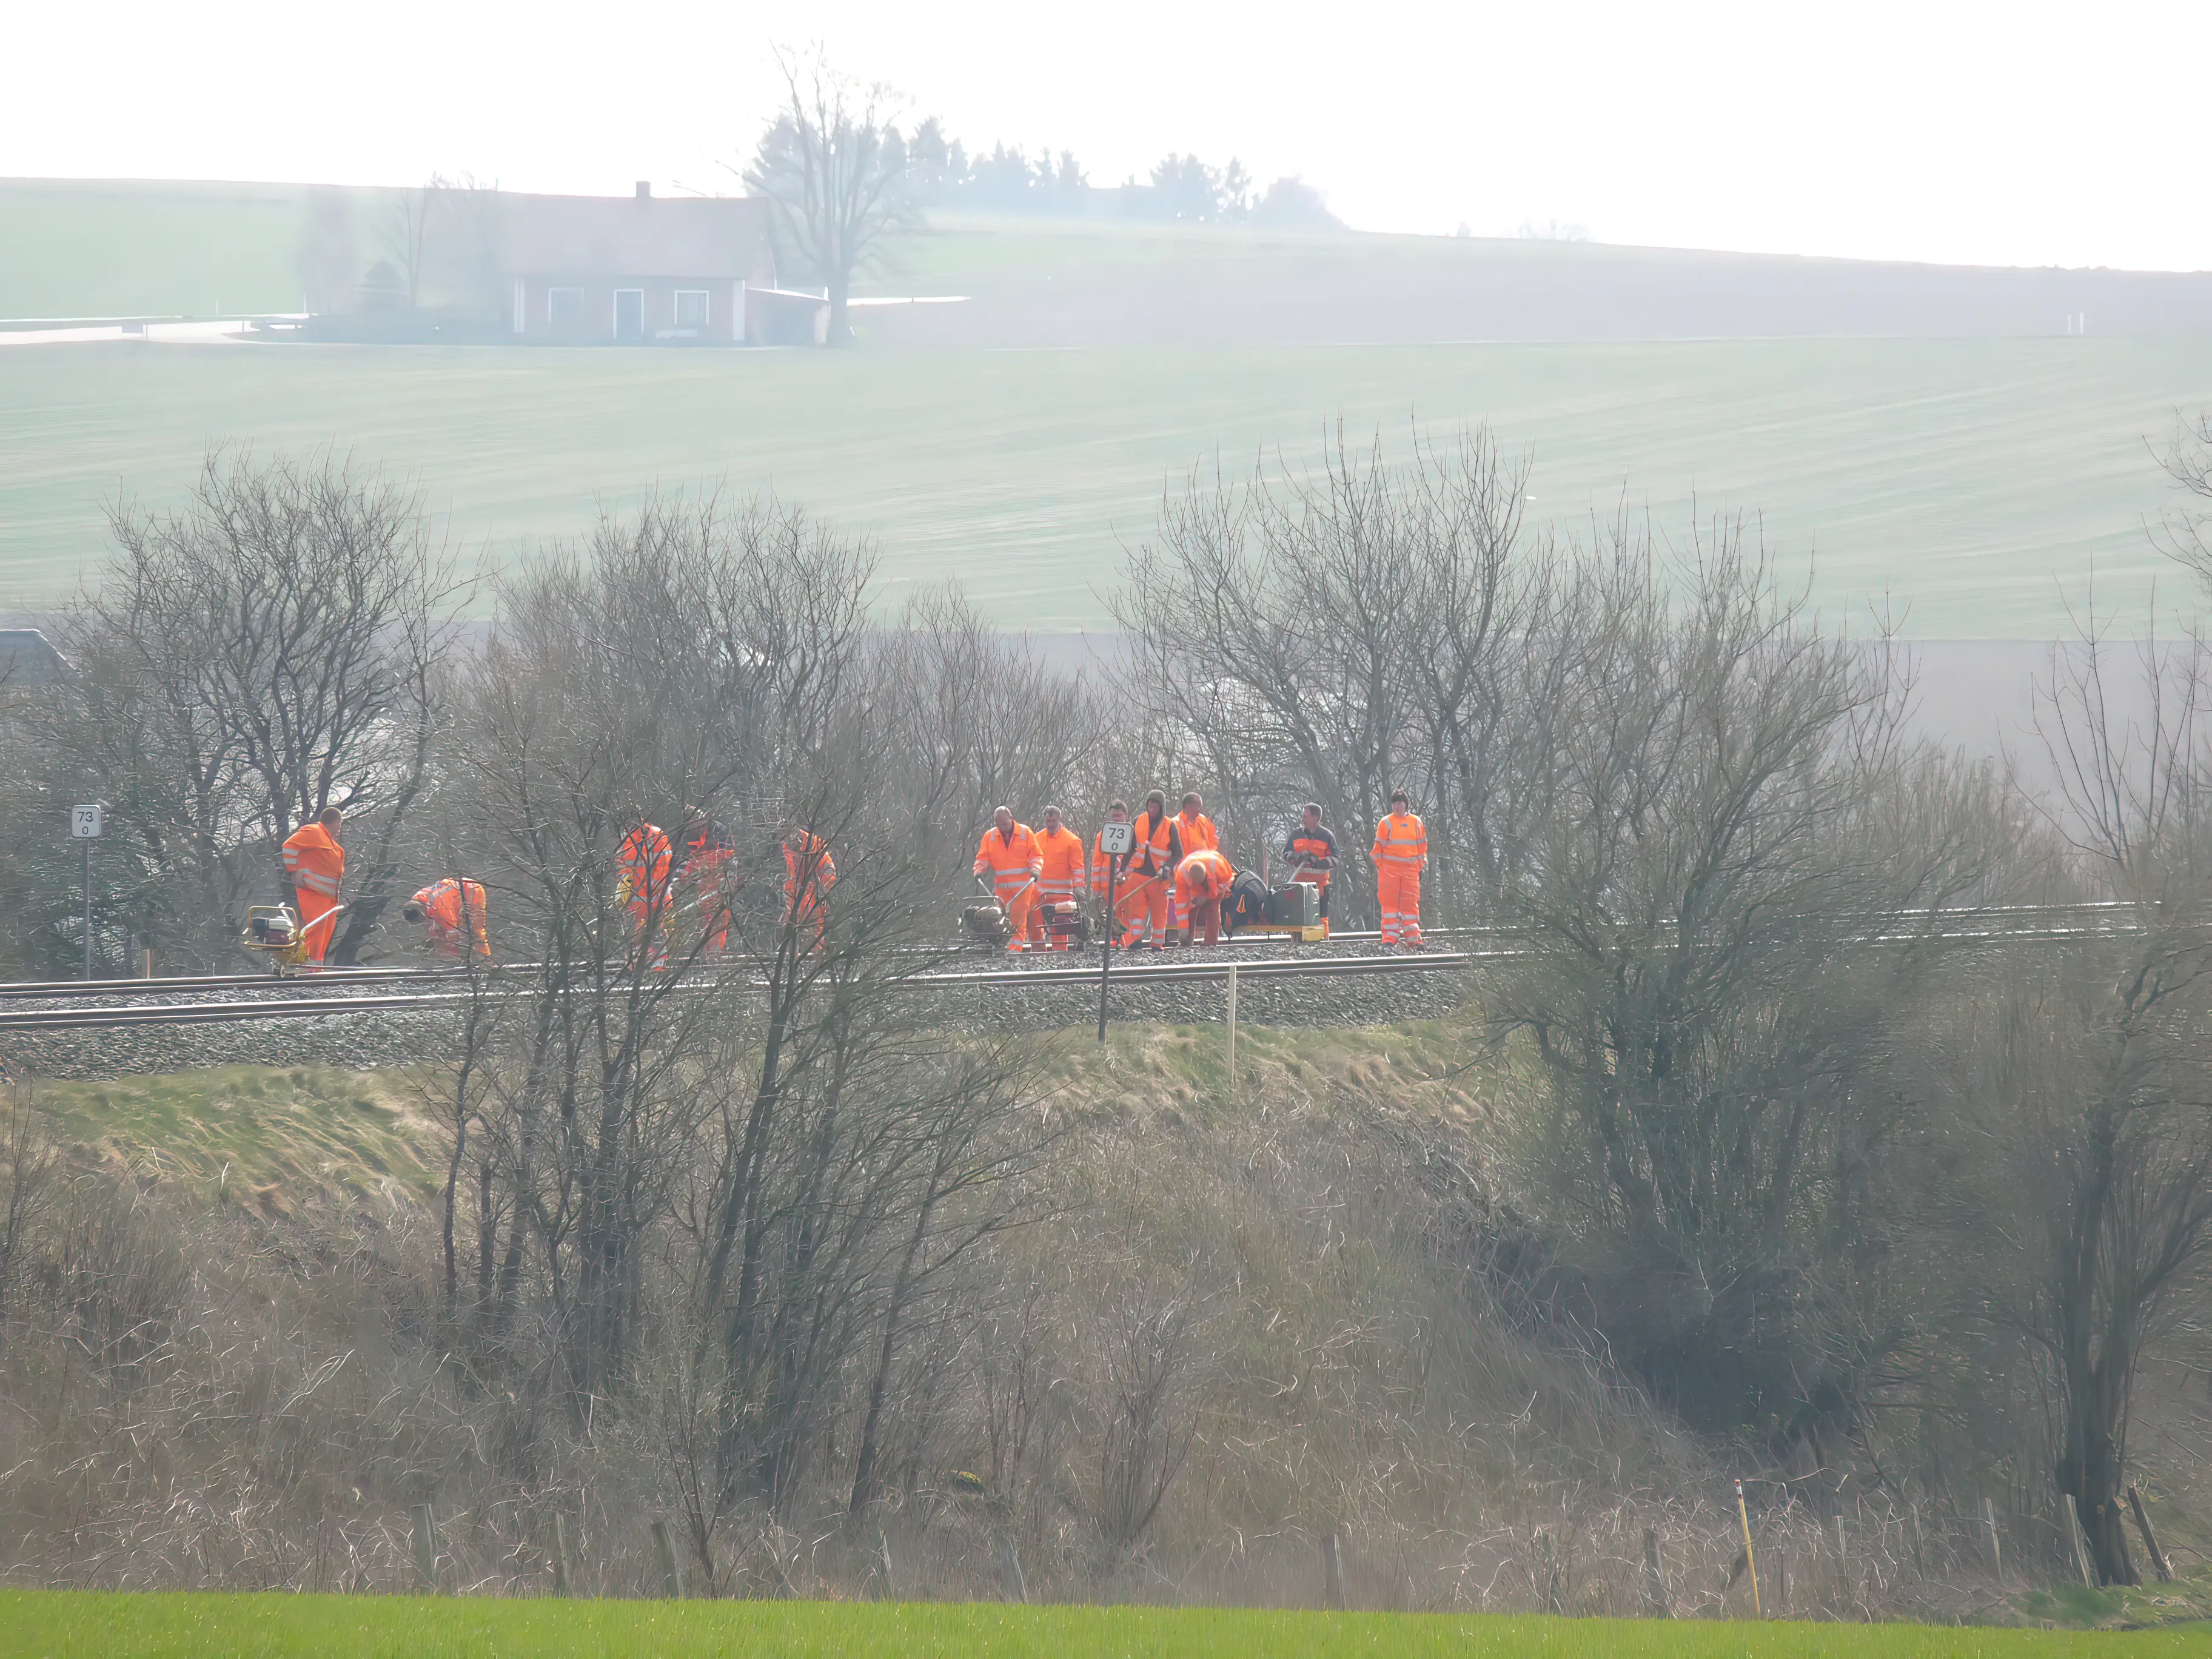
[380,183,438,311]
[1961,622,2212,1585]
[743,51,911,345]
[1490,518,2002,1435]
[36,449,464,967]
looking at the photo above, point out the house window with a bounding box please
[674,289,709,330]
[548,287,586,329]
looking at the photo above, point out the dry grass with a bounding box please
[0,1037,2202,1623]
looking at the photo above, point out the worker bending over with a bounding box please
[1168,792,1218,944]
[678,813,740,956]
[280,807,346,966]
[1033,805,1087,950]
[404,877,489,960]
[974,806,1044,953]
[1091,800,1150,945]
[1282,802,1339,930]
[1174,846,1235,947]
[1373,789,1427,948]
[1127,790,1178,948]
[616,819,674,970]
[783,825,836,951]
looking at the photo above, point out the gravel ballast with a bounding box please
[0,942,1469,1081]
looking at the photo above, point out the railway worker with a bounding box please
[1127,789,1179,948]
[1033,805,1088,950]
[973,806,1044,953]
[1173,846,1236,948]
[1091,800,1151,947]
[676,813,741,957]
[782,824,836,951]
[1168,793,1219,944]
[1282,802,1340,931]
[616,819,674,970]
[1372,789,1429,948]
[403,877,489,960]
[280,806,347,967]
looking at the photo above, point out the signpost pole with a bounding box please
[1095,821,1134,1045]
[1097,859,1118,1044]
[72,804,103,980]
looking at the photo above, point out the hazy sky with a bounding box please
[8,1,2206,270]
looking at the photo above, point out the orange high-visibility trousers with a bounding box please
[1378,867,1423,944]
[1131,867,1171,945]
[297,890,341,963]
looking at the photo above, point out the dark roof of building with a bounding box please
[500,192,774,282]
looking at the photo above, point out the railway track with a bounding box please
[0,902,2147,1033]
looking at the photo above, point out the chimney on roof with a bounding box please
[635,180,651,200]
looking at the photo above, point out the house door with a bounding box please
[614,289,644,342]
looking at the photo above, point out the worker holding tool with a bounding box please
[1128,789,1179,948]
[1091,800,1151,945]
[973,806,1044,953]
[677,812,741,957]
[1168,793,1219,945]
[1033,804,1087,950]
[1173,846,1236,947]
[403,877,490,960]
[783,824,836,951]
[280,806,347,966]
[1372,789,1428,948]
[1282,802,1340,930]
[616,819,674,969]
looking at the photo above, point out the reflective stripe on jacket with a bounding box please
[1174,848,1235,904]
[1372,811,1428,869]
[413,877,489,956]
[974,823,1043,893]
[1134,808,1178,876]
[281,822,344,899]
[1034,825,1087,897]
[1174,811,1219,857]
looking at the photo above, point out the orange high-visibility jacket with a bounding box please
[1174,848,1235,907]
[1175,811,1219,857]
[1034,824,1087,897]
[1372,811,1428,870]
[974,822,1043,895]
[1133,806,1178,877]
[281,821,345,901]
[412,877,490,957]
[617,822,673,909]
[1091,826,1136,896]
[783,831,836,905]
[680,823,740,900]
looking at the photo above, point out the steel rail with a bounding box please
[0,902,2145,1004]
[0,911,2157,1033]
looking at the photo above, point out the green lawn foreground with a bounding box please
[0,1594,2203,1658]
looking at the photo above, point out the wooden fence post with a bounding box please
[1769,1546,1787,1615]
[551,1512,571,1595]
[1320,1529,1346,1610]
[1225,964,1239,1095]
[2126,1486,2172,1583]
[1641,1527,1669,1616]
[652,1518,683,1598]
[879,1530,896,1600]
[411,1502,440,1593]
[998,1533,1027,1604]
[2062,1493,2095,1588]
[1981,1496,2002,1580]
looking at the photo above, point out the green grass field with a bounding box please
[4,336,2208,633]
[0,1592,2201,1658]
